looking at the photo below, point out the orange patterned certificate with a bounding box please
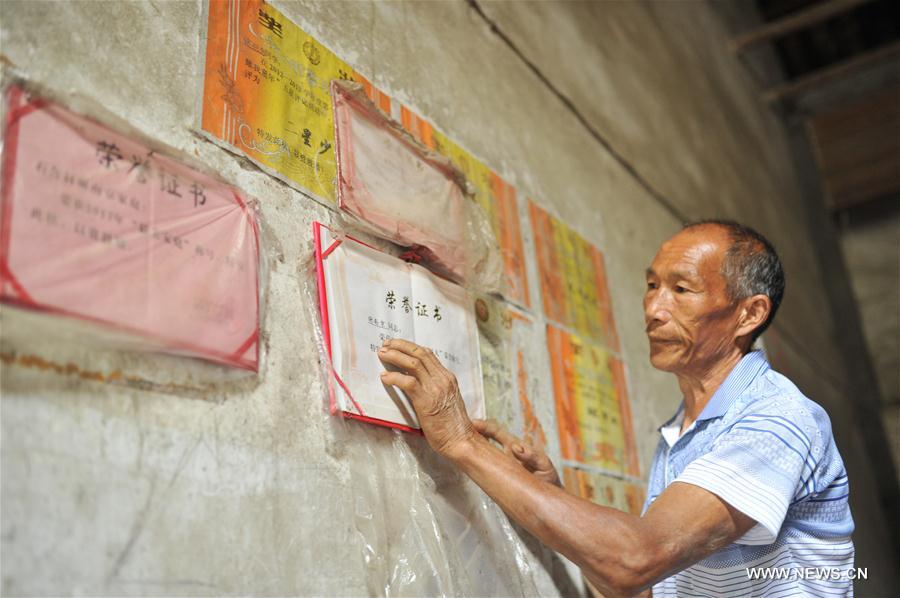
[529,201,619,351]
[427,130,530,307]
[562,467,645,515]
[546,324,639,476]
[200,0,353,203]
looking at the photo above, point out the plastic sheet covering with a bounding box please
[343,429,541,596]
[298,235,574,597]
[0,82,263,371]
[332,81,502,291]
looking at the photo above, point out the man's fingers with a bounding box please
[417,345,448,374]
[512,443,561,485]
[378,348,428,378]
[472,418,502,440]
[472,418,520,449]
[382,338,423,355]
[472,420,559,484]
[380,370,418,392]
[475,419,515,455]
[512,443,543,470]
[381,339,437,374]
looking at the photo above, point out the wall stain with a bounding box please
[0,351,216,399]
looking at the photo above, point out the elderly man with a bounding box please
[377,220,854,597]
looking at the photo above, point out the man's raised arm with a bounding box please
[378,338,755,597]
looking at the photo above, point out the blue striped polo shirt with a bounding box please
[643,350,855,597]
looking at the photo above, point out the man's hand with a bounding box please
[472,419,562,487]
[377,338,475,457]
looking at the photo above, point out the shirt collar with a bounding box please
[658,402,684,432]
[659,407,685,448]
[697,350,769,421]
[657,350,770,430]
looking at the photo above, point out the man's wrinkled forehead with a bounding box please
[649,226,730,275]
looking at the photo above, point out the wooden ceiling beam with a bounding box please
[762,40,900,104]
[731,0,873,54]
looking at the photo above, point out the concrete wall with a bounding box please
[839,207,900,476]
[2,1,896,595]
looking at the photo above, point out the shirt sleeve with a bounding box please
[674,412,815,544]
[641,440,667,516]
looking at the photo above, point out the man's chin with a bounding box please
[649,347,681,371]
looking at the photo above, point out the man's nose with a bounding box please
[644,289,672,328]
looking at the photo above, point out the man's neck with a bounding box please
[676,349,746,433]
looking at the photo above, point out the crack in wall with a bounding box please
[466,0,685,223]
[465,0,859,398]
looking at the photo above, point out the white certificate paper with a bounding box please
[318,224,484,430]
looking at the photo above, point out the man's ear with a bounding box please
[735,294,771,341]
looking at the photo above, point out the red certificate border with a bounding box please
[313,220,422,435]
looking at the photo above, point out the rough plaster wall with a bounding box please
[0,0,896,595]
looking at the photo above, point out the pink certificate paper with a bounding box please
[0,85,260,370]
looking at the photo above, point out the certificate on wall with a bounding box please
[314,222,484,432]
[546,324,639,477]
[529,201,619,352]
[199,0,353,204]
[332,80,471,282]
[0,85,261,370]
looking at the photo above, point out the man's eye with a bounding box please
[675,285,688,293]
[646,281,658,290]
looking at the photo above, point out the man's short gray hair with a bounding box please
[684,219,785,342]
